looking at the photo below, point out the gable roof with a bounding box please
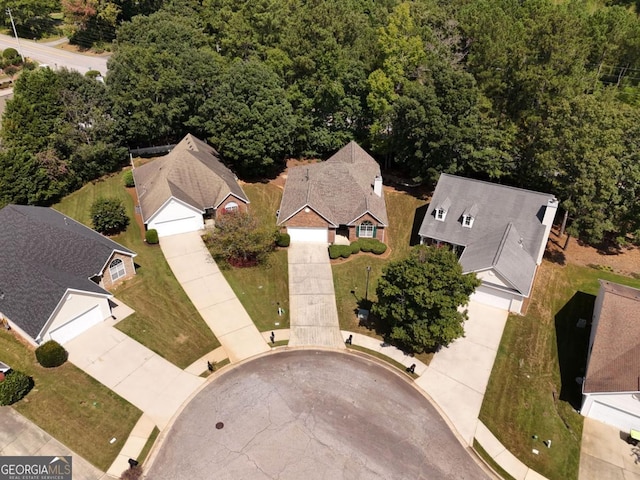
[0,205,135,340]
[134,134,249,223]
[583,281,640,394]
[419,174,555,295]
[277,141,388,227]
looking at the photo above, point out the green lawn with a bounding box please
[219,183,290,331]
[54,171,219,368]
[479,261,640,480]
[0,330,141,471]
[332,189,427,337]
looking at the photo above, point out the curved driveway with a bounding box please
[146,350,488,480]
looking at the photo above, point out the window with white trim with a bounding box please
[109,258,126,281]
[358,221,375,238]
[224,201,239,213]
[462,215,474,228]
[436,208,446,221]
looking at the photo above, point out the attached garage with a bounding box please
[470,286,516,312]
[50,305,104,344]
[585,400,640,432]
[287,227,328,243]
[147,199,204,237]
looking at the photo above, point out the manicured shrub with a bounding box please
[358,238,387,254]
[35,340,68,368]
[276,233,290,247]
[145,229,159,244]
[329,245,341,259]
[123,170,135,187]
[350,241,361,254]
[91,197,130,235]
[0,370,33,405]
[329,245,351,259]
[2,48,18,60]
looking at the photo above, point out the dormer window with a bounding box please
[462,203,478,229]
[435,197,451,222]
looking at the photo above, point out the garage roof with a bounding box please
[134,134,249,223]
[583,281,640,394]
[0,205,133,340]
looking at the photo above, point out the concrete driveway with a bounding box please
[416,301,509,445]
[0,408,104,480]
[579,418,640,480]
[160,232,269,363]
[146,350,489,480]
[287,243,344,348]
[65,320,204,429]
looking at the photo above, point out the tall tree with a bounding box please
[372,245,480,353]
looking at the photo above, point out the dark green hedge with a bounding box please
[35,340,68,368]
[0,370,33,405]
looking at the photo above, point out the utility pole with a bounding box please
[6,8,25,63]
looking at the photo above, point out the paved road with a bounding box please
[146,350,489,480]
[0,33,108,75]
[288,243,344,348]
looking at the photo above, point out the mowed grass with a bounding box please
[0,330,141,471]
[54,171,219,368]
[480,261,640,479]
[332,189,427,338]
[220,183,290,331]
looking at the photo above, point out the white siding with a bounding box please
[148,199,204,237]
[42,293,111,344]
[582,393,640,431]
[471,285,523,313]
[287,227,328,243]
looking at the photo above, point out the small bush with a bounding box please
[329,245,351,259]
[123,170,135,187]
[3,65,18,77]
[350,241,361,254]
[359,238,387,254]
[329,245,341,259]
[371,242,387,255]
[91,197,129,235]
[145,229,159,244]
[35,340,68,368]
[0,370,33,405]
[2,48,18,60]
[23,61,37,71]
[85,69,101,79]
[276,233,290,247]
[120,465,143,480]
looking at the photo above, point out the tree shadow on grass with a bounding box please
[555,291,595,410]
[410,204,429,246]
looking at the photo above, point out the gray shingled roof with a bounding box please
[277,141,388,227]
[583,281,640,394]
[134,134,249,223]
[419,174,555,295]
[0,205,135,340]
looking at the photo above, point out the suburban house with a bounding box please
[0,205,136,346]
[418,174,558,313]
[277,141,388,244]
[581,281,640,431]
[133,134,249,238]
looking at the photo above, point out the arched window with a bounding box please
[109,258,126,281]
[225,201,239,213]
[358,221,375,238]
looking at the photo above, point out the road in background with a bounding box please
[0,33,109,75]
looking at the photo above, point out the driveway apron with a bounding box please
[65,321,204,429]
[416,301,508,445]
[287,243,344,348]
[160,232,269,363]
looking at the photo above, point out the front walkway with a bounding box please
[160,232,269,363]
[287,243,344,348]
[0,408,104,480]
[66,320,204,430]
[416,301,509,445]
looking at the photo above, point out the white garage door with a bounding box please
[50,305,103,344]
[471,286,512,311]
[152,216,202,237]
[589,401,640,431]
[287,227,328,243]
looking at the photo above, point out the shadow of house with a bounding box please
[410,204,429,246]
[555,291,596,409]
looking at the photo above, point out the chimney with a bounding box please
[537,198,559,265]
[373,176,382,197]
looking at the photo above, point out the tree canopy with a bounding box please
[372,245,480,353]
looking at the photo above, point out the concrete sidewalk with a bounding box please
[288,243,344,348]
[0,408,105,480]
[160,232,269,363]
